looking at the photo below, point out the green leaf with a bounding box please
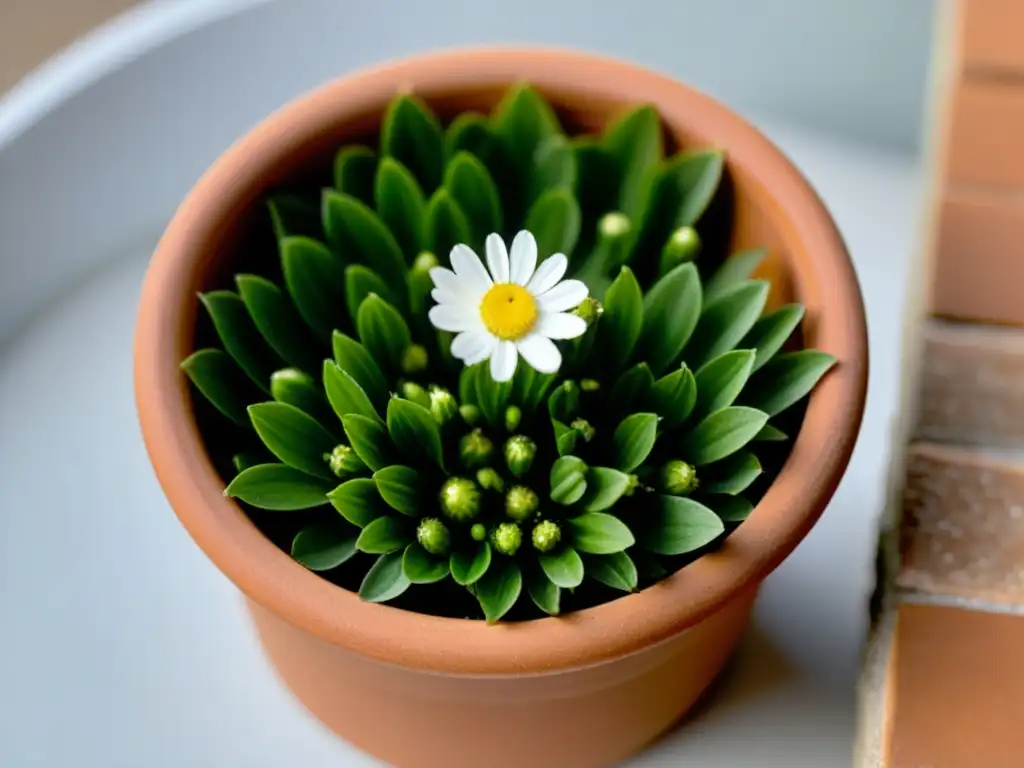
[691,350,756,421]
[373,465,423,516]
[181,349,261,427]
[632,550,668,579]
[680,406,768,466]
[446,112,495,161]
[446,151,503,249]
[450,541,492,586]
[531,134,577,201]
[703,248,767,306]
[568,513,635,555]
[248,402,336,479]
[703,452,762,495]
[550,456,588,505]
[331,331,388,412]
[638,495,725,555]
[636,263,702,375]
[547,380,581,423]
[474,557,523,623]
[291,524,357,571]
[740,304,805,372]
[742,350,838,417]
[539,547,584,588]
[235,274,321,374]
[341,414,395,471]
[387,398,445,470]
[526,568,561,616]
[359,551,411,603]
[327,477,384,527]
[584,551,638,592]
[268,193,322,241]
[232,451,267,473]
[374,156,426,261]
[322,191,408,299]
[333,145,377,204]
[596,266,643,374]
[579,467,632,513]
[280,236,348,343]
[684,280,769,369]
[492,83,561,208]
[552,419,579,457]
[525,187,581,259]
[610,413,659,473]
[356,294,412,374]
[713,495,755,522]
[603,105,663,217]
[323,360,380,424]
[425,188,472,261]
[402,543,450,584]
[754,423,788,442]
[344,264,401,326]
[356,516,410,554]
[572,137,619,248]
[381,94,445,193]
[225,464,333,510]
[475,366,513,428]
[609,363,655,416]
[651,365,697,426]
[199,290,281,391]
[269,368,333,427]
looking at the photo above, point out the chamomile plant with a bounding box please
[182,83,836,622]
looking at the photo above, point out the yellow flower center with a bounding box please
[479,283,538,340]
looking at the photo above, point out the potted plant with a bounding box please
[135,48,867,768]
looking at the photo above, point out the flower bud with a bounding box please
[491,522,523,556]
[323,444,366,478]
[413,251,439,273]
[439,477,481,522]
[470,523,488,542]
[625,473,641,496]
[504,404,522,432]
[505,435,537,477]
[531,520,562,553]
[429,386,458,424]
[505,485,539,522]
[459,428,495,469]
[410,252,439,317]
[459,404,482,427]
[595,211,634,272]
[660,460,698,496]
[659,226,701,276]
[401,343,429,375]
[417,517,451,556]
[476,467,505,493]
[580,378,600,392]
[570,418,596,443]
[573,297,604,326]
[400,380,430,409]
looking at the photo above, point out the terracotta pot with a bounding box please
[134,47,868,768]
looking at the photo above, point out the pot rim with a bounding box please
[134,45,868,675]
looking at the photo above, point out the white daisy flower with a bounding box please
[427,230,589,382]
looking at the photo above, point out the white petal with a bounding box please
[490,340,518,382]
[536,312,587,340]
[428,304,477,332]
[485,233,510,283]
[464,335,498,366]
[450,244,493,296]
[516,333,562,374]
[431,287,471,308]
[538,279,589,313]
[450,329,494,362]
[509,230,538,285]
[526,253,568,295]
[429,267,463,295]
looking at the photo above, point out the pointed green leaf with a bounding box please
[741,304,805,372]
[691,349,756,421]
[387,398,445,470]
[425,188,472,261]
[568,513,635,555]
[327,477,384,527]
[450,541,492,586]
[680,406,768,466]
[703,452,762,495]
[547,380,581,423]
[374,156,426,261]
[596,266,643,374]
[181,349,261,427]
[280,235,348,343]
[225,464,333,510]
[526,568,561,616]
[232,451,267,474]
[359,550,411,603]
[579,467,632,512]
[402,543,450,584]
[538,547,584,589]
[270,368,334,427]
[199,290,281,391]
[603,105,663,217]
[474,557,522,623]
[713,495,755,522]
[584,551,638,592]
[446,112,495,160]
[531,134,577,201]
[459,362,483,406]
[356,294,412,375]
[333,145,377,204]
[475,365,513,428]
[492,83,562,208]
[341,413,396,471]
[356,516,410,554]
[632,550,668,579]
[235,274,321,374]
[525,187,581,259]
[322,190,408,298]
[552,419,579,457]
[703,248,767,306]
[609,363,655,416]
[291,524,357,571]
[572,137,619,253]
[268,193,322,241]
[651,365,697,426]
[381,94,444,193]
[550,456,588,505]
[373,465,423,516]
[323,360,379,423]
[754,423,789,442]
[684,280,769,369]
[611,412,659,473]
[636,262,702,374]
[331,331,388,412]
[637,495,725,555]
[742,350,838,417]
[248,402,337,479]
[344,264,401,327]
[446,151,503,248]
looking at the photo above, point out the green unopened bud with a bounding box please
[410,252,439,316]
[459,404,481,426]
[594,211,634,273]
[580,378,600,392]
[401,344,429,375]
[571,418,596,443]
[532,520,562,553]
[504,405,522,432]
[323,444,366,478]
[600,211,631,239]
[413,251,439,273]
[439,477,481,522]
[417,517,451,556]
[573,297,604,326]
[470,523,488,542]
[505,485,539,521]
[400,381,430,408]
[625,473,641,496]
[459,428,495,469]
[476,467,505,493]
[505,435,537,477]
[659,226,701,276]
[491,522,523,556]
[429,386,458,424]
[660,460,698,496]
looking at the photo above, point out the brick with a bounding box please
[947,79,1024,188]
